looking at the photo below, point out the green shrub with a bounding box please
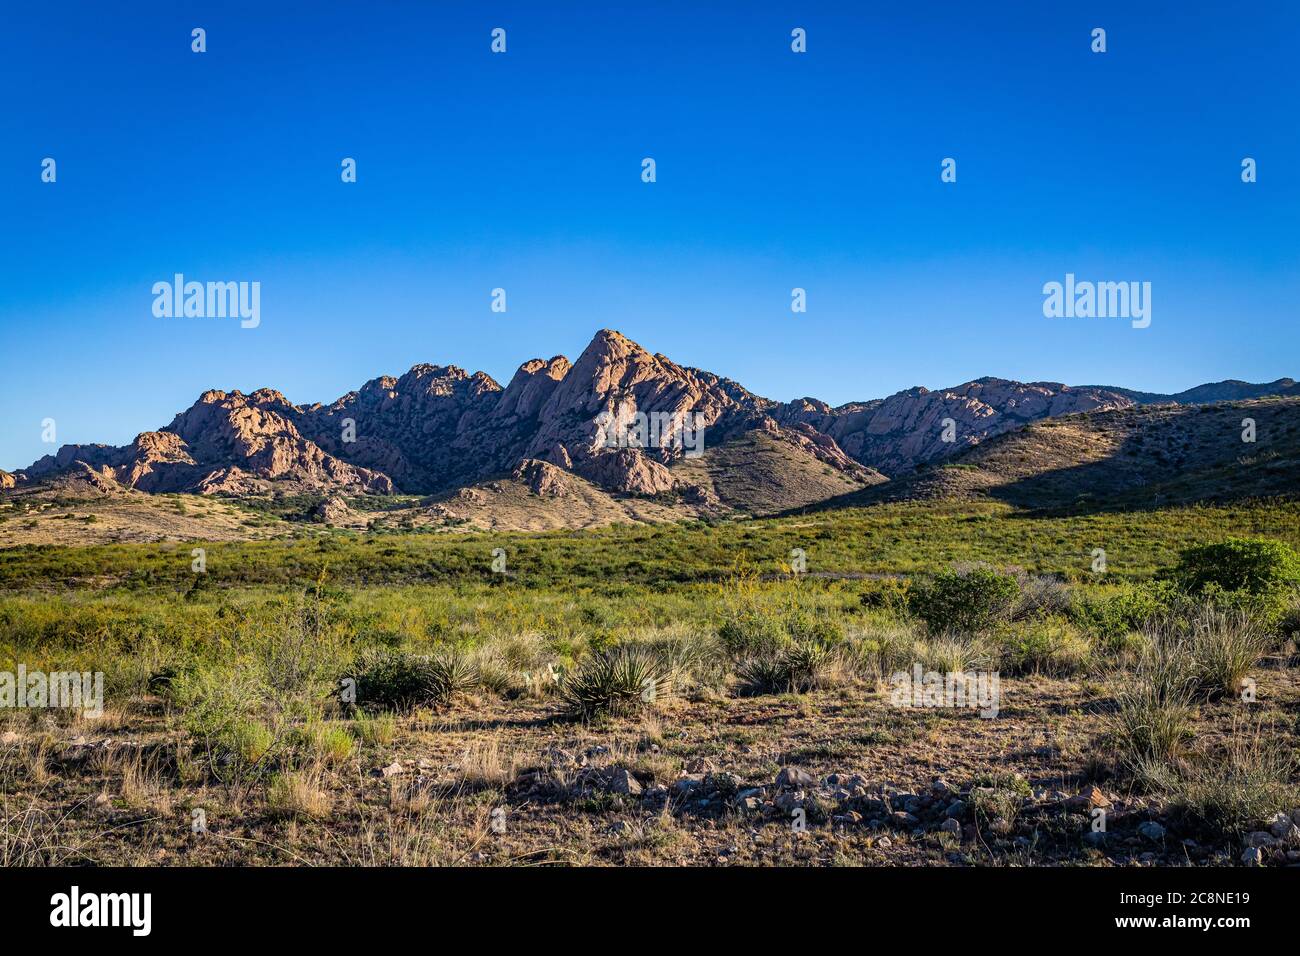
[908,566,1020,634]
[857,578,911,615]
[718,610,788,659]
[995,617,1092,676]
[1070,581,1176,645]
[1170,537,1300,596]
[348,648,478,713]
[717,605,842,658]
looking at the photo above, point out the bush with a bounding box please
[718,605,842,659]
[1070,581,1175,645]
[995,617,1092,676]
[348,648,478,712]
[857,578,911,615]
[908,566,1020,634]
[1170,537,1300,596]
[559,645,673,720]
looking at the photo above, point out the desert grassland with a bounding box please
[1,498,1298,867]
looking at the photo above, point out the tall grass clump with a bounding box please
[1167,723,1298,839]
[1108,640,1198,774]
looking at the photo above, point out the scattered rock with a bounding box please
[775,767,817,790]
[377,761,405,778]
[1241,846,1263,867]
[940,818,962,837]
[1244,831,1277,849]
[945,800,967,820]
[1064,786,1111,812]
[1137,821,1166,842]
[607,768,642,797]
[1267,812,1294,840]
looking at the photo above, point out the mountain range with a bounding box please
[4,329,1298,529]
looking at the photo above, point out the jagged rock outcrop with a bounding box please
[12,330,1287,505]
[21,390,393,496]
[776,378,1134,477]
[511,458,574,497]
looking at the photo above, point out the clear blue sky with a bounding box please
[2,1,1297,471]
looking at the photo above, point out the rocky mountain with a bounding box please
[774,377,1134,477]
[830,397,1300,512]
[1080,378,1300,406]
[10,330,1296,517]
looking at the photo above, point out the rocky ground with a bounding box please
[5,668,1297,867]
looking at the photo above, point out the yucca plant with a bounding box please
[737,642,830,695]
[349,648,478,712]
[421,650,479,704]
[559,645,673,720]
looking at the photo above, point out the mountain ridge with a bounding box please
[12,330,1297,510]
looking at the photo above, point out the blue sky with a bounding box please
[1,1,1297,471]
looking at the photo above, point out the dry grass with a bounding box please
[267,767,332,819]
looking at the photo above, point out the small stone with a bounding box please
[1083,830,1107,848]
[1267,812,1294,840]
[1137,821,1166,842]
[686,757,715,774]
[775,767,817,790]
[1065,786,1110,811]
[940,818,961,836]
[834,811,862,826]
[774,790,805,813]
[672,774,705,795]
[736,796,762,813]
[1245,831,1277,848]
[93,792,111,808]
[378,761,405,778]
[892,810,919,827]
[945,800,967,820]
[1241,846,1263,866]
[877,836,893,848]
[607,768,642,796]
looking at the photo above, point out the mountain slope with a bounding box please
[832,397,1300,511]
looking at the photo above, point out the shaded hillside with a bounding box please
[822,397,1300,513]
